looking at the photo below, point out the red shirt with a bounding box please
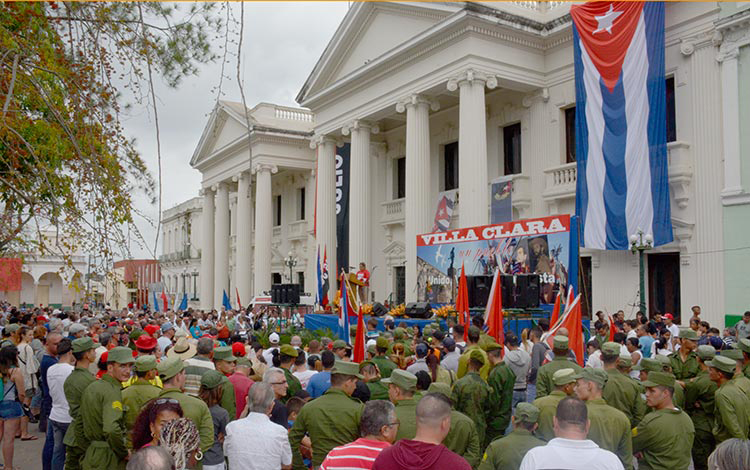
[320,438,390,470]
[357,270,370,286]
[372,439,471,470]
[228,372,254,419]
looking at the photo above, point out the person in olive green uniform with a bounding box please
[685,345,718,470]
[122,356,161,434]
[289,361,364,470]
[452,349,492,447]
[371,336,397,378]
[390,329,412,357]
[532,368,576,441]
[457,327,491,380]
[383,369,419,441]
[360,360,389,400]
[79,347,134,470]
[601,341,646,427]
[652,354,686,409]
[720,348,750,396]
[275,344,302,403]
[535,336,582,398]
[157,357,215,456]
[573,366,633,470]
[633,371,695,470]
[707,355,750,443]
[479,403,545,470]
[63,337,97,470]
[212,346,238,418]
[738,338,750,379]
[484,342,515,446]
[427,382,481,468]
[670,328,700,381]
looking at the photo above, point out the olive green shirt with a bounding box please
[393,397,418,441]
[602,368,646,427]
[633,407,695,470]
[742,362,750,380]
[586,397,633,470]
[485,362,516,444]
[282,366,302,403]
[731,374,750,396]
[479,428,545,470]
[121,379,160,432]
[457,345,491,380]
[366,379,389,401]
[80,374,128,469]
[536,356,582,398]
[684,370,717,433]
[158,387,215,452]
[452,371,491,446]
[371,355,397,379]
[669,351,700,381]
[220,378,236,421]
[288,388,363,470]
[443,410,482,469]
[532,390,567,442]
[63,366,96,448]
[713,381,750,443]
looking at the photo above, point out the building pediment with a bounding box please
[190,101,255,170]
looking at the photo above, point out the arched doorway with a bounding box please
[38,272,63,308]
[20,272,35,307]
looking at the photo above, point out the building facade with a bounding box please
[184,2,747,327]
[160,197,203,308]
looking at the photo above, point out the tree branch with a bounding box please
[2,53,19,119]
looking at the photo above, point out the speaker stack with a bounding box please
[271,284,301,305]
[405,302,432,319]
[500,274,540,309]
[372,302,388,317]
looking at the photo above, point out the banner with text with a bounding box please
[416,215,572,305]
[336,143,351,277]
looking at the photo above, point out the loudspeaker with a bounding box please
[271,284,301,304]
[467,275,493,308]
[526,274,540,309]
[501,275,515,308]
[503,274,540,309]
[405,302,432,319]
[372,302,388,317]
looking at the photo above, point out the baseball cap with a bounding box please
[107,346,136,364]
[442,336,456,349]
[415,343,429,357]
[201,370,225,390]
[134,355,158,372]
[269,332,280,344]
[280,344,299,357]
[382,369,417,391]
[144,324,160,336]
[71,337,96,354]
[231,342,247,357]
[158,357,185,380]
[161,322,174,332]
[514,403,540,424]
[664,313,674,320]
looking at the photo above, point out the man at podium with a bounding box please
[356,262,370,303]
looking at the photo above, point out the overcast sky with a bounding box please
[122,2,349,258]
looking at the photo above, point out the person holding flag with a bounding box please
[535,336,582,399]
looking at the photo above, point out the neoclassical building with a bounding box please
[184,2,750,327]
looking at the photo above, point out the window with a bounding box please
[503,123,522,175]
[274,195,282,226]
[297,188,306,221]
[272,273,282,285]
[297,272,305,287]
[565,107,576,163]
[666,76,676,143]
[395,157,406,199]
[443,142,459,191]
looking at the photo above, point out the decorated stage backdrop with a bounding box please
[416,215,574,305]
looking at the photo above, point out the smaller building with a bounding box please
[160,197,202,309]
[105,259,161,310]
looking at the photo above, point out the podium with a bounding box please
[347,273,366,303]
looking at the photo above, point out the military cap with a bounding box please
[574,367,608,387]
[134,355,158,372]
[514,403,540,424]
[69,323,87,335]
[331,360,363,379]
[468,326,481,337]
[107,346,135,364]
[367,343,376,355]
[469,349,486,365]
[157,357,185,380]
[235,357,253,368]
[738,338,750,354]
[552,368,578,386]
[129,329,144,342]
[213,346,237,362]
[427,382,451,399]
[706,355,736,374]
[483,342,503,353]
[393,328,406,340]
[720,349,743,361]
[332,339,347,350]
[601,342,621,356]
[654,354,671,366]
[201,370,225,390]
[641,371,676,388]
[279,344,299,357]
[632,358,661,372]
[677,328,699,341]
[4,324,20,334]
[696,345,716,360]
[71,337,96,353]
[376,336,389,349]
[618,353,633,368]
[553,336,569,350]
[359,360,376,371]
[382,369,417,391]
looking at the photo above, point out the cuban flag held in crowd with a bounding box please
[572,2,673,250]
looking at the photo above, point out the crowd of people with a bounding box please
[0,301,750,470]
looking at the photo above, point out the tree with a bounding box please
[0,1,224,268]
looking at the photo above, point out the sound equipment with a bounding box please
[372,302,388,317]
[501,275,514,307]
[405,302,432,319]
[271,284,301,304]
[500,274,540,309]
[467,275,493,308]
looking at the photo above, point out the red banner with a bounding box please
[417,215,571,246]
[0,259,22,291]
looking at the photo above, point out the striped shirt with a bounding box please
[320,438,391,470]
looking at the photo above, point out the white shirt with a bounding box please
[586,350,603,369]
[263,346,279,366]
[157,335,172,356]
[626,330,638,340]
[224,412,292,470]
[293,369,317,389]
[519,438,624,470]
[47,362,74,423]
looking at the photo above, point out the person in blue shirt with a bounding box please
[638,323,656,359]
[306,350,335,398]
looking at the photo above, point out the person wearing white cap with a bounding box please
[262,333,280,366]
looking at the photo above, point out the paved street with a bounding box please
[5,426,45,469]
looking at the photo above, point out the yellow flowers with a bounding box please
[432,305,457,318]
[389,304,406,317]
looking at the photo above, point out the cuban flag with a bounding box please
[572,2,673,250]
[432,194,455,232]
[338,272,352,344]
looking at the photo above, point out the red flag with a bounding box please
[566,285,575,310]
[455,263,470,342]
[608,314,617,341]
[484,270,504,348]
[236,287,242,311]
[161,291,168,311]
[353,305,366,363]
[560,295,585,367]
[550,291,562,327]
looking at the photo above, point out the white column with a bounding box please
[311,136,338,303]
[253,163,277,296]
[342,120,379,271]
[719,46,742,197]
[214,182,230,309]
[200,187,215,310]
[396,95,439,303]
[448,69,497,227]
[235,171,253,306]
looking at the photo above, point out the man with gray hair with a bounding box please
[263,367,289,428]
[223,382,292,470]
[320,400,398,470]
[126,446,175,470]
[183,337,216,397]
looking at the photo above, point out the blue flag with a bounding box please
[316,246,323,307]
[153,291,159,313]
[222,290,232,311]
[178,293,188,311]
[338,274,351,345]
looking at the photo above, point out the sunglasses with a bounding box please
[154,398,179,405]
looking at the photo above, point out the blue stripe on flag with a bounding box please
[599,73,629,250]
[643,2,673,246]
[573,27,590,236]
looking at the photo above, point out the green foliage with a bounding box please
[253,324,337,349]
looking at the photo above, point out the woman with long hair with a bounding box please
[189,318,201,340]
[0,345,26,469]
[17,327,38,438]
[520,328,533,355]
[425,349,453,385]
[131,398,184,450]
[198,371,228,470]
[160,417,202,470]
